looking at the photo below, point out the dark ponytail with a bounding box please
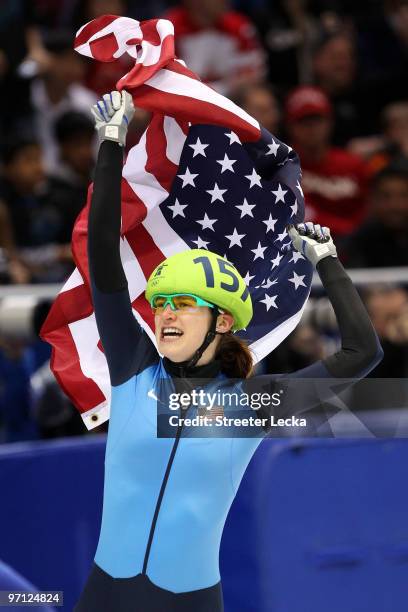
[215,333,254,379]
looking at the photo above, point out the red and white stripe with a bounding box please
[41,15,263,429]
[75,15,260,142]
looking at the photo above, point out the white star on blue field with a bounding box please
[160,124,313,342]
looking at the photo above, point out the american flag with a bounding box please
[40,15,313,429]
[162,123,313,356]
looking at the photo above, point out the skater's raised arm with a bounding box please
[89,91,158,386]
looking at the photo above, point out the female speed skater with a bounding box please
[74,91,383,612]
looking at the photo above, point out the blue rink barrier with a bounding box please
[0,435,407,611]
[220,438,408,612]
[0,437,105,612]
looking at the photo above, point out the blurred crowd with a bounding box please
[0,0,408,442]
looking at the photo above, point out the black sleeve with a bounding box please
[247,257,383,431]
[88,141,158,386]
[89,141,127,293]
[316,256,383,377]
[261,256,383,381]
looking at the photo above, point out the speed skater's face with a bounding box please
[155,305,214,363]
[154,305,233,365]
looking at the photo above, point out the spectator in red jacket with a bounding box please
[285,85,369,240]
[165,0,266,96]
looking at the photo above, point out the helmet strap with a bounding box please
[184,307,220,370]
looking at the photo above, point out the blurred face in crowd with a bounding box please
[240,86,280,135]
[313,35,356,94]
[383,103,408,149]
[48,50,86,87]
[5,144,45,194]
[85,0,126,19]
[366,287,408,342]
[372,175,408,229]
[385,1,408,45]
[60,135,95,179]
[289,324,324,361]
[183,0,227,26]
[287,115,332,158]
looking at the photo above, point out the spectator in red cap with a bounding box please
[285,85,369,241]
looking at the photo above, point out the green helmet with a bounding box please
[145,249,252,331]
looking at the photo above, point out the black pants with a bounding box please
[74,564,224,612]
